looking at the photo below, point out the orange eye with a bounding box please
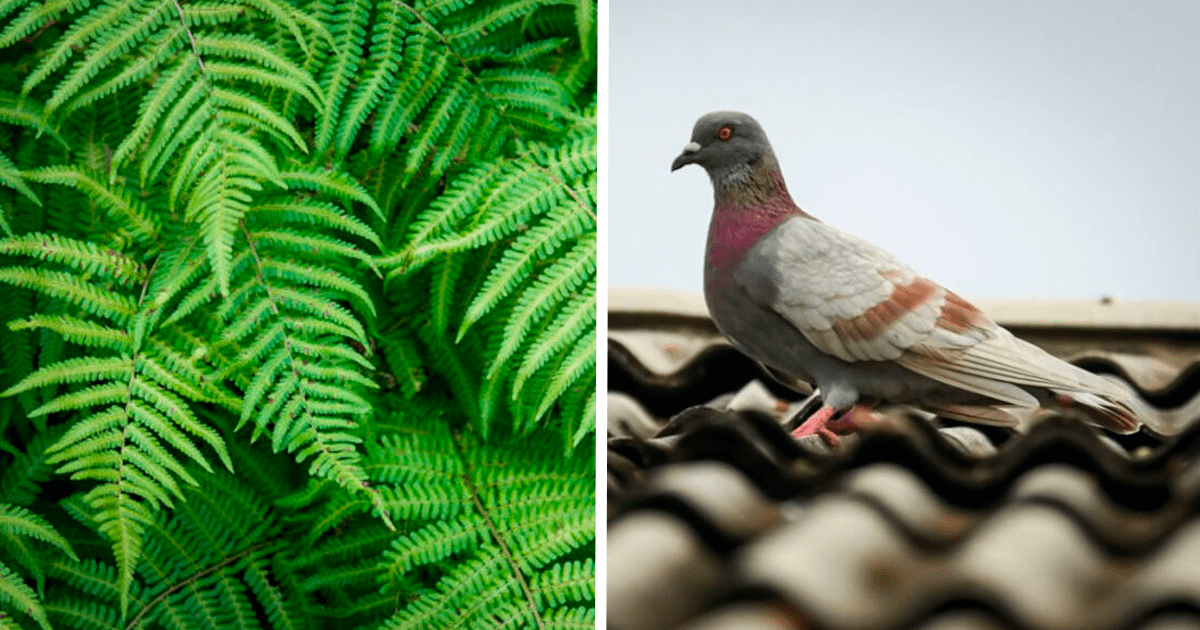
[717,125,733,140]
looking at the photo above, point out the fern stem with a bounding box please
[452,435,546,630]
[237,222,394,531]
[113,256,164,617]
[124,540,280,630]
[170,0,205,71]
[536,161,595,223]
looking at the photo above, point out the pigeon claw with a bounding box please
[791,404,884,447]
[790,404,840,446]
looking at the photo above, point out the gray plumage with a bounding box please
[672,111,1139,438]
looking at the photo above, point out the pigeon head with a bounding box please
[672,111,799,213]
[678,112,808,273]
[671,111,778,184]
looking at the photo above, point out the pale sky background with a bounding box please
[609,1,1200,301]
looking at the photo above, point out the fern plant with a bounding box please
[0,0,596,627]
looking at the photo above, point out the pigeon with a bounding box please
[671,111,1140,446]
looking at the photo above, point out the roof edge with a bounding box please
[610,286,1200,332]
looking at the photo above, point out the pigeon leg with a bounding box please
[790,405,841,446]
[825,405,887,435]
[792,405,885,446]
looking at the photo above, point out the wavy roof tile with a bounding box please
[608,287,1200,630]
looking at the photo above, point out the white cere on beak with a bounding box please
[681,141,701,154]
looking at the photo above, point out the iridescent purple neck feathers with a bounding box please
[705,157,808,273]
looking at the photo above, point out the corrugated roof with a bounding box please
[608,288,1200,630]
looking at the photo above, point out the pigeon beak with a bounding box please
[671,142,702,171]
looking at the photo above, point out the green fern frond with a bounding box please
[416,323,481,427]
[241,0,319,56]
[313,0,369,154]
[42,598,123,630]
[0,502,78,630]
[368,30,446,155]
[46,556,127,605]
[332,0,586,181]
[571,389,596,445]
[22,167,159,243]
[278,167,384,220]
[295,491,374,547]
[0,233,146,285]
[0,150,38,208]
[459,36,569,65]
[489,234,595,377]
[0,0,595,626]
[543,607,596,630]
[179,133,277,296]
[479,67,574,131]
[523,319,594,439]
[0,268,138,324]
[379,158,507,271]
[252,199,384,248]
[21,0,322,297]
[377,112,595,440]
[365,422,458,482]
[377,324,427,399]
[333,0,409,159]
[403,65,480,180]
[430,251,466,334]
[512,282,594,394]
[2,356,132,397]
[296,522,396,569]
[63,27,190,117]
[377,479,474,520]
[385,131,595,273]
[147,232,213,324]
[573,0,597,58]
[0,504,73,602]
[195,33,321,99]
[381,514,488,576]
[0,560,49,630]
[0,0,83,52]
[44,3,178,113]
[459,203,590,336]
[45,470,314,630]
[532,559,594,607]
[440,0,547,46]
[367,418,594,630]
[19,1,135,95]
[0,258,237,615]
[0,502,78,567]
[208,208,391,530]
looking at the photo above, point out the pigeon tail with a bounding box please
[1050,386,1141,434]
[923,403,1023,427]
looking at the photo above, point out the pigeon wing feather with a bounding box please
[736,217,1138,432]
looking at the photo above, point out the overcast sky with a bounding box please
[609,1,1200,301]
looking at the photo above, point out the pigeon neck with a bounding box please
[706,165,807,272]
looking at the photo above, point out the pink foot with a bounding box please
[791,405,884,447]
[790,405,841,446]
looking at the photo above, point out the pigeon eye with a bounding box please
[717,125,733,141]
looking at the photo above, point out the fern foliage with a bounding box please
[0,502,76,630]
[0,0,596,626]
[288,411,594,628]
[366,2,598,446]
[371,414,594,629]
